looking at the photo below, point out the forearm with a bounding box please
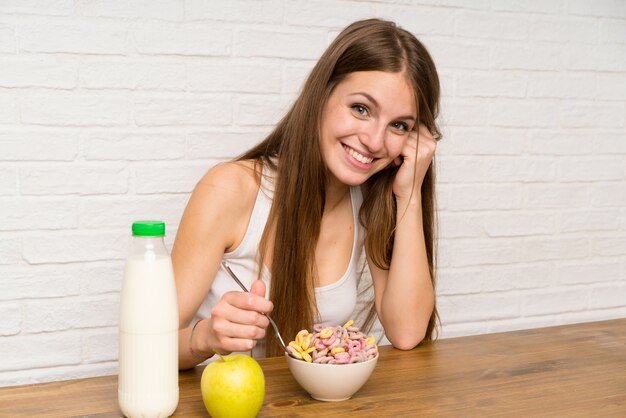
[379,197,434,349]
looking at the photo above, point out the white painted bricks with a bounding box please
[0,0,624,387]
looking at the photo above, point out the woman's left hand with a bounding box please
[392,124,437,202]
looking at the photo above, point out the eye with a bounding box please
[351,104,369,117]
[391,121,410,133]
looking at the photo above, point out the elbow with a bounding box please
[388,329,426,351]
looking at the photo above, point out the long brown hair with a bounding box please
[239,18,441,357]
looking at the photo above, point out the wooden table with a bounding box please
[1,318,625,417]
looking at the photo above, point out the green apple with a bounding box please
[200,354,265,418]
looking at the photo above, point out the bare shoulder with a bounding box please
[199,160,259,195]
[194,160,260,216]
[178,160,261,251]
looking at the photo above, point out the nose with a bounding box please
[360,122,387,153]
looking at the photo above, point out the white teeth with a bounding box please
[347,147,373,164]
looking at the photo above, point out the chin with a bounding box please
[327,157,387,187]
[334,171,370,187]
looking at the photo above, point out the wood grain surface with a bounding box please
[1,318,625,417]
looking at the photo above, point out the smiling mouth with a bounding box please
[343,145,374,164]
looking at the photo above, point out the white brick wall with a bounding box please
[0,0,624,387]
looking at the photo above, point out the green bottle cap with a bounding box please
[132,221,165,237]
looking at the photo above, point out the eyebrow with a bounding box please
[349,92,416,122]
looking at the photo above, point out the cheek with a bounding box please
[322,112,358,145]
[387,136,408,158]
[319,114,335,150]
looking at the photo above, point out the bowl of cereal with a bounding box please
[284,320,379,402]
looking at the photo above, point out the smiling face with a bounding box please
[319,70,417,188]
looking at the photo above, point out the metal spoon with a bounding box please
[220,261,288,353]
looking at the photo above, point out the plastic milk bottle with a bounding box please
[118,221,179,417]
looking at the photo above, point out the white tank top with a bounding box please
[194,170,365,358]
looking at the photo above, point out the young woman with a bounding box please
[173,18,441,369]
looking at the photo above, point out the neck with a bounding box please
[324,178,350,212]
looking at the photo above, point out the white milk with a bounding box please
[118,230,179,418]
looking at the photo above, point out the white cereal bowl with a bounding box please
[285,353,378,402]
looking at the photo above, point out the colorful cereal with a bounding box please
[286,320,378,364]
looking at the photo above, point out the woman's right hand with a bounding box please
[200,280,273,355]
